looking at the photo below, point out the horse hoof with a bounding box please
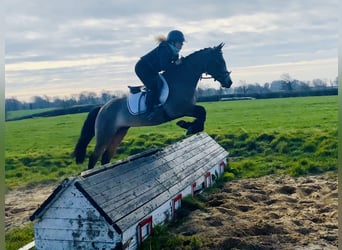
[186,125,204,135]
[176,120,191,129]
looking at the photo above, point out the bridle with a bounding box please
[200,58,232,83]
[200,71,232,81]
[200,51,232,85]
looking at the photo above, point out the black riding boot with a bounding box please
[146,87,161,112]
[145,90,155,112]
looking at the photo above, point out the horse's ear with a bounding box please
[216,42,225,51]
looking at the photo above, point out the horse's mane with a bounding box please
[164,45,221,75]
[183,47,212,61]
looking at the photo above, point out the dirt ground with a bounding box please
[5,184,56,231]
[174,173,338,249]
[5,173,338,249]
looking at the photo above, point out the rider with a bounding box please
[135,30,185,112]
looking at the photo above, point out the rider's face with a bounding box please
[175,41,183,50]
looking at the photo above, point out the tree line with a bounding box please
[5,74,338,112]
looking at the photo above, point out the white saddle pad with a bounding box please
[127,74,169,115]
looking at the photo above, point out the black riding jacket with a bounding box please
[140,41,179,73]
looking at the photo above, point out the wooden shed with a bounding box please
[30,132,228,250]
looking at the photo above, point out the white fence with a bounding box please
[18,241,34,250]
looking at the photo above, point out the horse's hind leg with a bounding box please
[88,128,114,169]
[101,127,129,165]
[88,144,107,169]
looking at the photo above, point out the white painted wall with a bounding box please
[122,195,174,249]
[34,157,227,250]
[34,184,121,250]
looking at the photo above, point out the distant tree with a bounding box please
[334,76,338,87]
[294,81,311,91]
[101,91,113,103]
[312,78,327,89]
[52,96,75,109]
[247,83,265,94]
[31,96,50,109]
[5,98,23,111]
[270,80,283,92]
[88,92,98,104]
[239,80,248,96]
[78,91,97,105]
[263,82,270,90]
[280,73,295,92]
[198,88,218,96]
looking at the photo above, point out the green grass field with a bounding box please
[4,96,338,249]
[6,108,57,120]
[5,96,337,189]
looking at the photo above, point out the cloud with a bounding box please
[6,55,135,71]
[4,0,338,101]
[233,58,338,83]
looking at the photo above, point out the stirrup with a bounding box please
[128,85,144,94]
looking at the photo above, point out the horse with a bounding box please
[73,43,233,169]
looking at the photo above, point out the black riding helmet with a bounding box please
[167,30,186,43]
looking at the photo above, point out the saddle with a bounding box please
[127,74,169,115]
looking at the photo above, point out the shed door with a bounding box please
[204,172,211,188]
[220,161,225,175]
[173,194,182,217]
[138,216,152,243]
[191,182,196,197]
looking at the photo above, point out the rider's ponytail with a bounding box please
[156,35,166,44]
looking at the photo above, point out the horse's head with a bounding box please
[205,43,233,88]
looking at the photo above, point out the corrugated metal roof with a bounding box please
[31,133,228,232]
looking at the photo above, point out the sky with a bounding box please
[5,0,338,102]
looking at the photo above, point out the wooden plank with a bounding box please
[86,162,172,204]
[81,156,158,188]
[101,183,165,221]
[84,158,169,195]
[96,144,222,211]
[82,133,212,190]
[48,189,92,209]
[82,140,177,186]
[117,164,227,230]
[35,218,114,231]
[34,227,115,242]
[94,145,226,216]
[40,207,103,220]
[105,157,221,222]
[77,133,227,227]
[159,143,223,179]
[82,134,215,195]
[115,191,173,231]
[81,135,215,201]
[115,155,228,228]
[35,239,118,250]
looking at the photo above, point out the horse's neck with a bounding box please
[183,49,210,75]
[164,49,210,89]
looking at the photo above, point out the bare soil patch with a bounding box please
[5,174,337,249]
[5,184,57,231]
[174,173,337,249]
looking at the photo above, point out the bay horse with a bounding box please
[73,43,233,169]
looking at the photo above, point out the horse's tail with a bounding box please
[72,106,101,164]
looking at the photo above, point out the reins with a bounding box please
[183,45,231,86]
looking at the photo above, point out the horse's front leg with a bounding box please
[176,105,206,135]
